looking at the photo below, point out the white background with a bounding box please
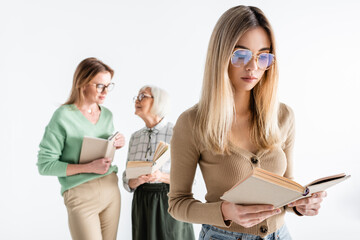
[1,0,359,239]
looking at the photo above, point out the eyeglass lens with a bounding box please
[231,49,274,70]
[96,83,114,93]
[133,93,151,102]
[137,93,146,101]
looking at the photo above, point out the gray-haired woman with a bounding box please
[122,85,194,240]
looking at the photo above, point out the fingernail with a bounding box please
[288,203,293,207]
[276,209,281,213]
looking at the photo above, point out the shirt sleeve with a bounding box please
[123,134,135,192]
[109,111,115,133]
[37,126,68,177]
[280,105,298,214]
[283,105,295,180]
[167,110,230,228]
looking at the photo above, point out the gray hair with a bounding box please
[140,85,170,118]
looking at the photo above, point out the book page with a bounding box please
[127,161,153,168]
[253,168,305,192]
[153,141,169,161]
[125,142,170,179]
[306,175,350,194]
[306,173,346,186]
[221,176,304,208]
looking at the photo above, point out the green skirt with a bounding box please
[132,183,195,240]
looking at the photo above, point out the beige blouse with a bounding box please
[168,103,296,237]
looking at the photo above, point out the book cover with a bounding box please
[79,131,118,164]
[125,141,170,179]
[220,168,350,208]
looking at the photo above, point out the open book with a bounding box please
[125,141,170,179]
[79,131,119,164]
[220,167,350,208]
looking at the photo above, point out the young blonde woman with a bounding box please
[168,6,327,240]
[37,57,125,240]
[123,85,194,240]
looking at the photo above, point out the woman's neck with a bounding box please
[142,115,163,128]
[75,101,99,113]
[233,90,251,117]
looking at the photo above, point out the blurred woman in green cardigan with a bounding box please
[37,57,125,240]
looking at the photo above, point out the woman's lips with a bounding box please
[241,76,257,83]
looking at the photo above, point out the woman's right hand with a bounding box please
[128,175,152,189]
[86,157,112,174]
[221,201,281,228]
[66,157,112,176]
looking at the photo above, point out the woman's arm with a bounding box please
[147,170,170,184]
[281,105,327,216]
[38,124,115,177]
[279,105,298,215]
[37,127,68,176]
[66,158,112,176]
[168,110,230,227]
[282,104,296,181]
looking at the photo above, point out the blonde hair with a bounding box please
[195,5,280,154]
[140,85,170,118]
[64,57,114,105]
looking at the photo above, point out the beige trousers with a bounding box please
[63,173,121,240]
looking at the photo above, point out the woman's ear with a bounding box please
[81,85,87,94]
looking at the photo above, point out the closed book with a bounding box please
[125,141,170,179]
[79,131,118,164]
[220,167,350,208]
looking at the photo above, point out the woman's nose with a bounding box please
[245,56,258,71]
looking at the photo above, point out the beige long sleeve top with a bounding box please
[168,103,296,237]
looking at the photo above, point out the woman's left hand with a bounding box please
[288,191,327,216]
[113,133,125,149]
[147,170,163,182]
[147,170,170,184]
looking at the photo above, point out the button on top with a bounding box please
[260,225,268,233]
[251,157,258,164]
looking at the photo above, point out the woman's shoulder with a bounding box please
[174,104,198,127]
[99,105,113,116]
[278,102,295,129]
[44,105,76,132]
[53,104,75,114]
[50,104,76,122]
[131,126,147,138]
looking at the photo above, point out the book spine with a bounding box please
[105,141,114,159]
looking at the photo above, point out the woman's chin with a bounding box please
[134,110,142,117]
[135,107,144,114]
[96,99,105,105]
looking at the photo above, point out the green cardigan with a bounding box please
[37,104,118,195]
